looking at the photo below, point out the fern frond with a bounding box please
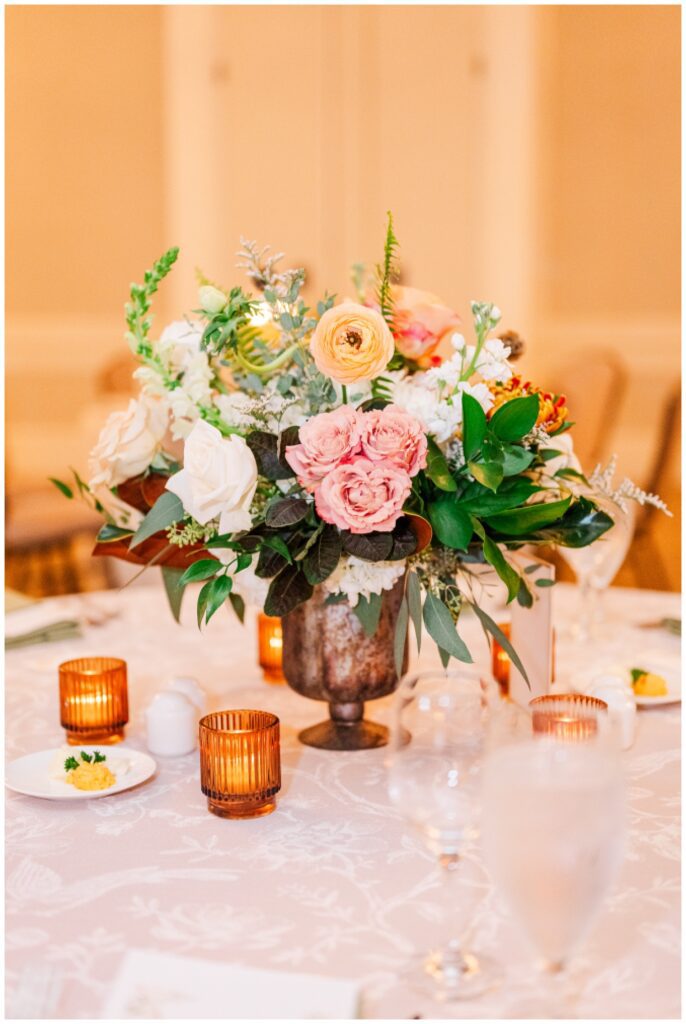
[375,211,400,327]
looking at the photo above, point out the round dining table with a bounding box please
[5,580,680,1019]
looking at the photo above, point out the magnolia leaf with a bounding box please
[422,592,473,663]
[130,491,184,549]
[468,460,504,493]
[462,392,487,460]
[484,496,572,535]
[428,497,473,550]
[489,394,540,441]
[388,519,418,560]
[426,438,457,492]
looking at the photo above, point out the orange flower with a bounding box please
[310,302,395,384]
[488,375,568,434]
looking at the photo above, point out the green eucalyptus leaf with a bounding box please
[482,536,521,604]
[96,524,134,543]
[516,577,534,608]
[406,571,423,652]
[489,394,540,441]
[394,597,409,677]
[130,491,184,549]
[468,602,529,685]
[161,567,186,624]
[49,477,73,499]
[228,591,246,623]
[353,593,383,637]
[423,592,473,663]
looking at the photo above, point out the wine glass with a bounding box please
[481,737,625,1014]
[560,498,635,641]
[387,668,500,1002]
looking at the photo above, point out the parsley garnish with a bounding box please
[64,756,79,772]
[80,751,93,763]
[93,751,106,763]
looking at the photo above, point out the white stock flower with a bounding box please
[474,337,512,382]
[323,555,406,607]
[158,319,204,373]
[88,397,168,488]
[166,419,258,532]
[198,285,227,315]
[392,375,494,444]
[215,392,260,431]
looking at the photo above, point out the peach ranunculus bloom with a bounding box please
[285,405,363,491]
[359,405,428,478]
[391,286,461,365]
[310,302,395,384]
[314,458,412,534]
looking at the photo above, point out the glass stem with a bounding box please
[436,852,473,975]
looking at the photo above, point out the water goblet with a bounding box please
[387,668,500,1003]
[481,737,625,1015]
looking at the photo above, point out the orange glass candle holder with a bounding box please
[199,710,281,819]
[257,613,284,683]
[59,657,129,745]
[530,693,608,743]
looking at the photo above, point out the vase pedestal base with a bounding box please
[298,718,389,751]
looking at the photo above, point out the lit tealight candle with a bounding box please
[258,613,284,684]
[59,657,129,745]
[491,623,512,695]
[530,694,608,743]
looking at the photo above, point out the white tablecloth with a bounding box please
[5,583,681,1019]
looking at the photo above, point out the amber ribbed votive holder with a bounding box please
[199,710,281,819]
[257,613,285,684]
[491,623,512,695]
[530,693,608,743]
[59,657,129,745]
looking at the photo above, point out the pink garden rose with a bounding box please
[359,404,428,477]
[285,405,362,490]
[391,286,461,365]
[315,457,412,534]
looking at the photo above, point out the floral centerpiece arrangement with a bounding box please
[55,216,666,747]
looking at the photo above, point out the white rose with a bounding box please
[198,285,227,315]
[166,419,258,532]
[88,397,168,489]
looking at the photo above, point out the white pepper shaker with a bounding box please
[145,691,198,757]
[167,675,207,716]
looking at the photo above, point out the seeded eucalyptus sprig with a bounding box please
[125,247,180,355]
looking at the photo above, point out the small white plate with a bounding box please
[570,657,681,708]
[6,745,156,800]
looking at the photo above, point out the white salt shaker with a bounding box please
[167,675,207,716]
[587,673,637,750]
[145,691,198,757]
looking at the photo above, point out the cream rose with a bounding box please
[310,302,395,384]
[198,285,227,315]
[166,419,258,533]
[88,397,168,489]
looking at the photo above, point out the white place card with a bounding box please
[102,948,361,1019]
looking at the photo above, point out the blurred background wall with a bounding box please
[5,4,680,594]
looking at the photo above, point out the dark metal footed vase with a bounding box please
[281,578,408,750]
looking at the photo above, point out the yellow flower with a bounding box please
[488,375,568,434]
[310,302,395,384]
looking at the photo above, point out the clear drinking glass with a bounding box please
[560,498,635,641]
[481,738,625,1014]
[387,669,500,1002]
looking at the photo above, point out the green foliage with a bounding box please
[406,571,423,652]
[93,751,106,763]
[376,212,400,328]
[303,526,342,585]
[468,602,529,685]
[428,496,473,550]
[353,592,383,637]
[264,564,313,617]
[130,492,185,549]
[49,477,74,499]
[246,430,297,481]
[425,438,457,492]
[179,560,222,586]
[489,394,540,441]
[197,575,233,627]
[394,597,409,676]
[461,393,487,460]
[161,567,186,624]
[422,591,473,665]
[125,247,179,353]
[484,496,572,536]
[265,496,310,529]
